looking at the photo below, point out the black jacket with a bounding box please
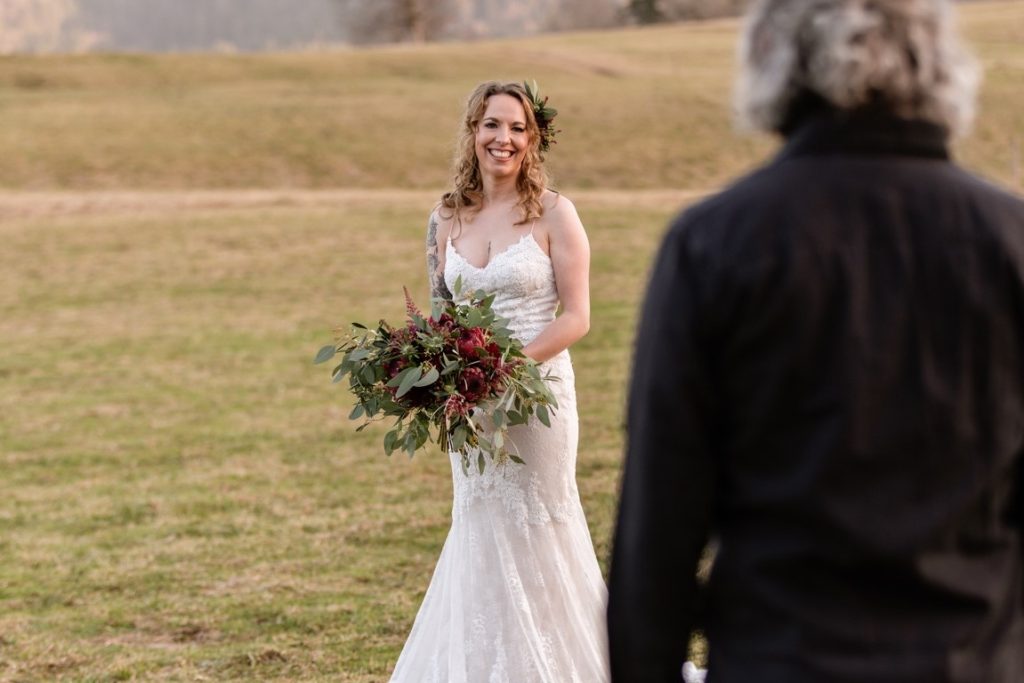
[608,110,1024,682]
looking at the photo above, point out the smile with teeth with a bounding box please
[489,149,514,160]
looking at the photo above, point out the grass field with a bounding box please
[0,1,1021,192]
[1,3,1022,681]
[0,192,682,682]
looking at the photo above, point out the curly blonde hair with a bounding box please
[440,81,550,226]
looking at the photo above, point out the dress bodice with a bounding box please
[444,233,560,348]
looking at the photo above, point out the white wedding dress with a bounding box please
[389,229,610,682]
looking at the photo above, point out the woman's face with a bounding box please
[474,94,530,182]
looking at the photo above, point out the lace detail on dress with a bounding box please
[389,227,610,682]
[452,461,578,531]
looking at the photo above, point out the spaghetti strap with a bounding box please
[529,220,537,236]
[448,216,463,244]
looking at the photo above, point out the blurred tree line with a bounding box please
[341,0,747,45]
[0,0,990,53]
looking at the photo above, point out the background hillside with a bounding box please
[0,1,1021,193]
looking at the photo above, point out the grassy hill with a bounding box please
[0,3,1022,681]
[0,0,1021,192]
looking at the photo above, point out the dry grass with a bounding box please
[0,1,1020,192]
[0,190,683,681]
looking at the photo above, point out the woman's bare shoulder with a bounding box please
[541,191,583,233]
[427,204,455,241]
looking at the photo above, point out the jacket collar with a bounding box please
[777,103,951,163]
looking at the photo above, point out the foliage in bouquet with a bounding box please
[315,276,558,474]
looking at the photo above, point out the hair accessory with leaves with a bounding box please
[524,80,559,153]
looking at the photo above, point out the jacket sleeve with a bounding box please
[608,219,718,681]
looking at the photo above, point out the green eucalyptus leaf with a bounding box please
[331,362,351,383]
[349,403,364,420]
[451,425,468,451]
[537,404,551,428]
[314,345,336,364]
[413,367,440,387]
[347,348,370,361]
[395,366,424,398]
[477,452,485,475]
[386,366,417,388]
[415,426,429,449]
[384,429,399,455]
[509,454,525,465]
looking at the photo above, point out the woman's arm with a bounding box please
[522,196,591,362]
[426,209,452,302]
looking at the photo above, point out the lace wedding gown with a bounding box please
[389,230,610,682]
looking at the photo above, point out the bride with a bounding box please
[388,81,610,682]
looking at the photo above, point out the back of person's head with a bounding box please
[735,0,980,136]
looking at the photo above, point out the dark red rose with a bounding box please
[457,327,488,358]
[403,385,431,408]
[459,366,488,402]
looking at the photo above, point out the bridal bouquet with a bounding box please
[314,276,558,473]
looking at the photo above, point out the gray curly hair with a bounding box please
[735,0,981,136]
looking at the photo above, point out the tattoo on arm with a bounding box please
[426,213,452,302]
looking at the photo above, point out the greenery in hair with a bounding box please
[524,80,560,153]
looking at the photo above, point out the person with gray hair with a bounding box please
[608,0,1024,681]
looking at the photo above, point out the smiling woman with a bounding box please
[434,82,552,259]
[387,81,609,682]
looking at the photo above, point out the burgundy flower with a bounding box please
[403,286,424,319]
[386,358,407,379]
[388,325,415,350]
[430,312,456,332]
[483,341,502,366]
[457,327,488,359]
[459,366,488,402]
[444,394,469,419]
[403,385,431,408]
